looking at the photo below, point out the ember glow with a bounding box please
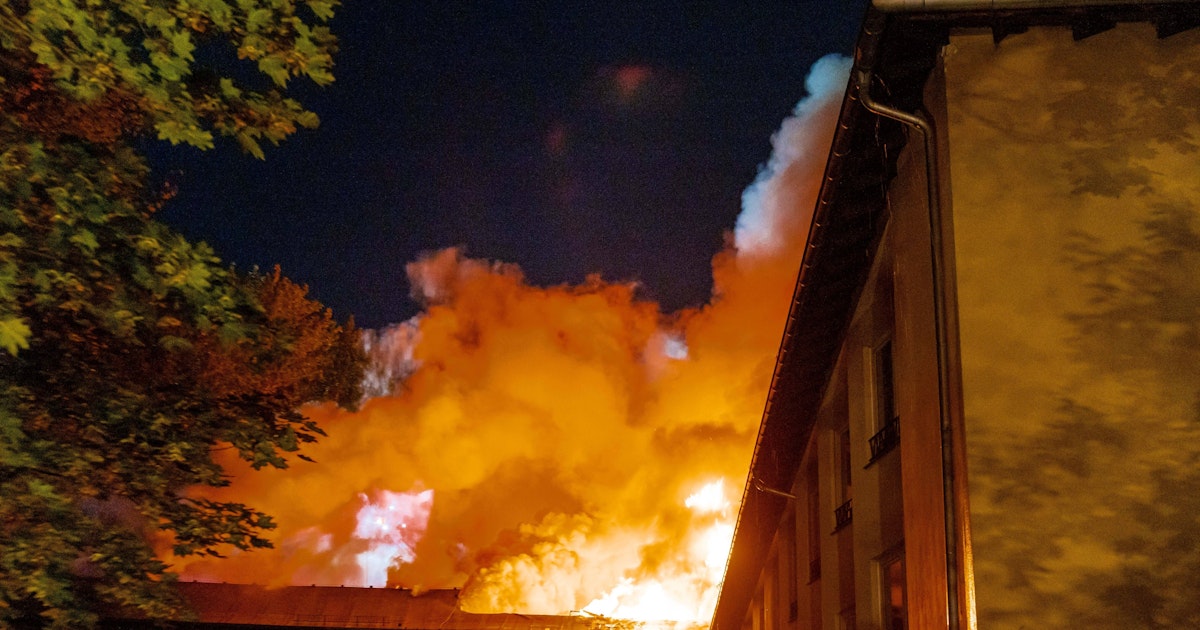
[170,55,849,623]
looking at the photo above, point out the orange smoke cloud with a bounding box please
[171,55,849,624]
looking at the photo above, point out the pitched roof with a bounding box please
[108,582,632,630]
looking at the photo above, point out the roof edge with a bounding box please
[873,0,1185,11]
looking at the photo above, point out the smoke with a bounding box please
[360,322,420,398]
[736,54,850,258]
[172,54,849,623]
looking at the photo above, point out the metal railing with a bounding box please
[833,499,853,531]
[867,417,900,464]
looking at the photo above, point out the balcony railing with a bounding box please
[867,417,900,465]
[833,499,853,531]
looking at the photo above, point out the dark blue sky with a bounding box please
[151,2,864,329]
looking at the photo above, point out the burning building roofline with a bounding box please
[102,581,691,630]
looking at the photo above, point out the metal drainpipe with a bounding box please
[853,12,963,630]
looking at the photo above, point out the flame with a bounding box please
[169,55,850,622]
[578,480,736,624]
[352,489,434,586]
[684,480,730,515]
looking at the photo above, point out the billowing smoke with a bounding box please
[172,55,849,624]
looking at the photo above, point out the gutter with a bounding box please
[854,7,971,630]
[875,0,1143,10]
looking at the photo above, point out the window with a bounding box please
[781,512,799,621]
[880,552,908,630]
[834,427,853,531]
[875,340,896,427]
[868,339,900,464]
[839,606,857,630]
[764,559,777,630]
[806,467,821,582]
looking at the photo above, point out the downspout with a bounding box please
[752,476,798,501]
[853,9,966,630]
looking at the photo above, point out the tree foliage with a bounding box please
[0,1,363,627]
[0,0,337,156]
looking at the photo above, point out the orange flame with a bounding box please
[170,55,849,623]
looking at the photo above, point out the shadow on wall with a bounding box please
[946,24,1200,629]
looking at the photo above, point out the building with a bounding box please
[102,582,631,630]
[712,2,1200,630]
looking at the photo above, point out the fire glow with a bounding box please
[353,489,434,587]
[170,55,850,624]
[579,480,735,624]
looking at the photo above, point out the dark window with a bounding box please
[840,606,857,630]
[806,470,821,582]
[834,428,853,531]
[868,339,900,464]
[840,428,853,499]
[782,511,799,620]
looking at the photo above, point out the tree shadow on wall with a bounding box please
[952,27,1199,199]
[981,202,1200,629]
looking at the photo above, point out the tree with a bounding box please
[0,1,363,627]
[0,0,336,156]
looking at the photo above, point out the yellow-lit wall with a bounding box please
[944,23,1200,629]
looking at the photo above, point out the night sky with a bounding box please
[150,2,864,329]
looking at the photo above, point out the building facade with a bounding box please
[713,2,1200,630]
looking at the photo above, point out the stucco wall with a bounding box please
[944,23,1200,628]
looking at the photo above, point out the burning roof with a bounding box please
[104,582,659,630]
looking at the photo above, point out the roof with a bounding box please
[710,2,1200,629]
[104,582,631,630]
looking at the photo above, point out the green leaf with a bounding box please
[195,0,235,29]
[306,0,335,21]
[135,236,162,254]
[158,335,193,352]
[29,39,60,67]
[257,55,289,87]
[0,261,18,300]
[155,120,215,150]
[69,228,99,254]
[150,50,189,82]
[26,478,59,501]
[219,77,242,99]
[0,406,35,468]
[0,316,31,356]
[171,30,195,61]
[106,309,141,337]
[145,7,177,30]
[296,110,319,129]
[246,8,272,32]
[236,131,266,159]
